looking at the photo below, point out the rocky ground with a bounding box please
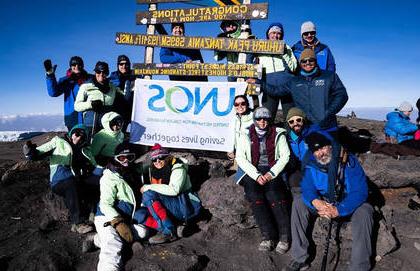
[0,116,419,271]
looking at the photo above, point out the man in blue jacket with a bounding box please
[384,101,419,147]
[160,23,207,82]
[283,132,373,271]
[44,56,92,131]
[109,55,138,129]
[285,107,309,192]
[292,21,336,72]
[262,48,348,131]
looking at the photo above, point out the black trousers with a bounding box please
[262,93,294,122]
[52,177,81,224]
[241,175,290,241]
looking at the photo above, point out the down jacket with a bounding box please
[384,111,418,143]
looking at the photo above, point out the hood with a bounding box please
[266,22,284,39]
[219,20,242,38]
[68,123,88,137]
[101,112,122,134]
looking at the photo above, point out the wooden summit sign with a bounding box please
[136,3,268,24]
[132,63,261,78]
[136,0,189,3]
[116,33,284,54]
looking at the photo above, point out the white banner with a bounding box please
[130,79,247,152]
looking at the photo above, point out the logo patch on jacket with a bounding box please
[315,80,325,86]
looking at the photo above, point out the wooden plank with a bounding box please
[137,0,189,4]
[115,33,284,54]
[136,3,268,24]
[132,63,262,78]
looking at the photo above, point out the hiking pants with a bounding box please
[94,215,147,271]
[51,177,80,224]
[262,92,293,122]
[290,197,373,271]
[241,175,290,241]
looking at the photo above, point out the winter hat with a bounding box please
[171,23,185,30]
[299,49,316,62]
[94,61,109,75]
[114,142,136,166]
[397,101,413,112]
[149,143,170,160]
[286,107,306,121]
[305,132,332,153]
[268,25,282,34]
[69,56,84,68]
[68,123,87,138]
[117,55,131,65]
[253,107,272,120]
[301,21,316,35]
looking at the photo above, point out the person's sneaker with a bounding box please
[275,241,290,254]
[408,195,420,210]
[176,224,187,238]
[258,240,275,251]
[281,260,310,271]
[71,223,94,234]
[148,232,177,245]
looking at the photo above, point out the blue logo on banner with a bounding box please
[147,84,235,116]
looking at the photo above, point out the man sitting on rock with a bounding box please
[283,132,373,271]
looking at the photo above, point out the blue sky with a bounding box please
[1,0,419,116]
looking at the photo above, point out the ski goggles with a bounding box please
[114,153,136,163]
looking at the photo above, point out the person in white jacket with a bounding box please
[235,107,291,254]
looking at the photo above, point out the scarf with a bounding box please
[300,67,318,77]
[93,77,110,94]
[66,69,89,86]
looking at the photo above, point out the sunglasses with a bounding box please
[115,153,136,163]
[234,101,247,107]
[288,117,303,125]
[300,58,316,64]
[255,117,269,121]
[119,62,129,66]
[151,156,168,163]
[110,119,124,127]
[302,31,316,37]
[71,62,82,67]
[96,70,109,75]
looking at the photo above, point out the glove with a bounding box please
[43,59,57,75]
[91,100,103,112]
[23,141,37,159]
[92,167,103,176]
[110,216,133,243]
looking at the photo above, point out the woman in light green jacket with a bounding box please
[75,61,122,135]
[23,124,96,234]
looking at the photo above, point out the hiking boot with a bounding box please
[148,232,177,245]
[281,260,310,271]
[71,223,94,234]
[275,241,290,254]
[408,195,420,210]
[176,224,187,238]
[258,240,274,251]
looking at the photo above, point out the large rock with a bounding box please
[359,153,420,188]
[198,176,254,228]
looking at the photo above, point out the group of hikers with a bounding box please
[21,20,420,271]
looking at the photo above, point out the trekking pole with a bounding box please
[90,111,97,144]
[321,219,333,271]
[320,148,348,271]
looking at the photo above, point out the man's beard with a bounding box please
[292,124,303,134]
[316,153,332,165]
